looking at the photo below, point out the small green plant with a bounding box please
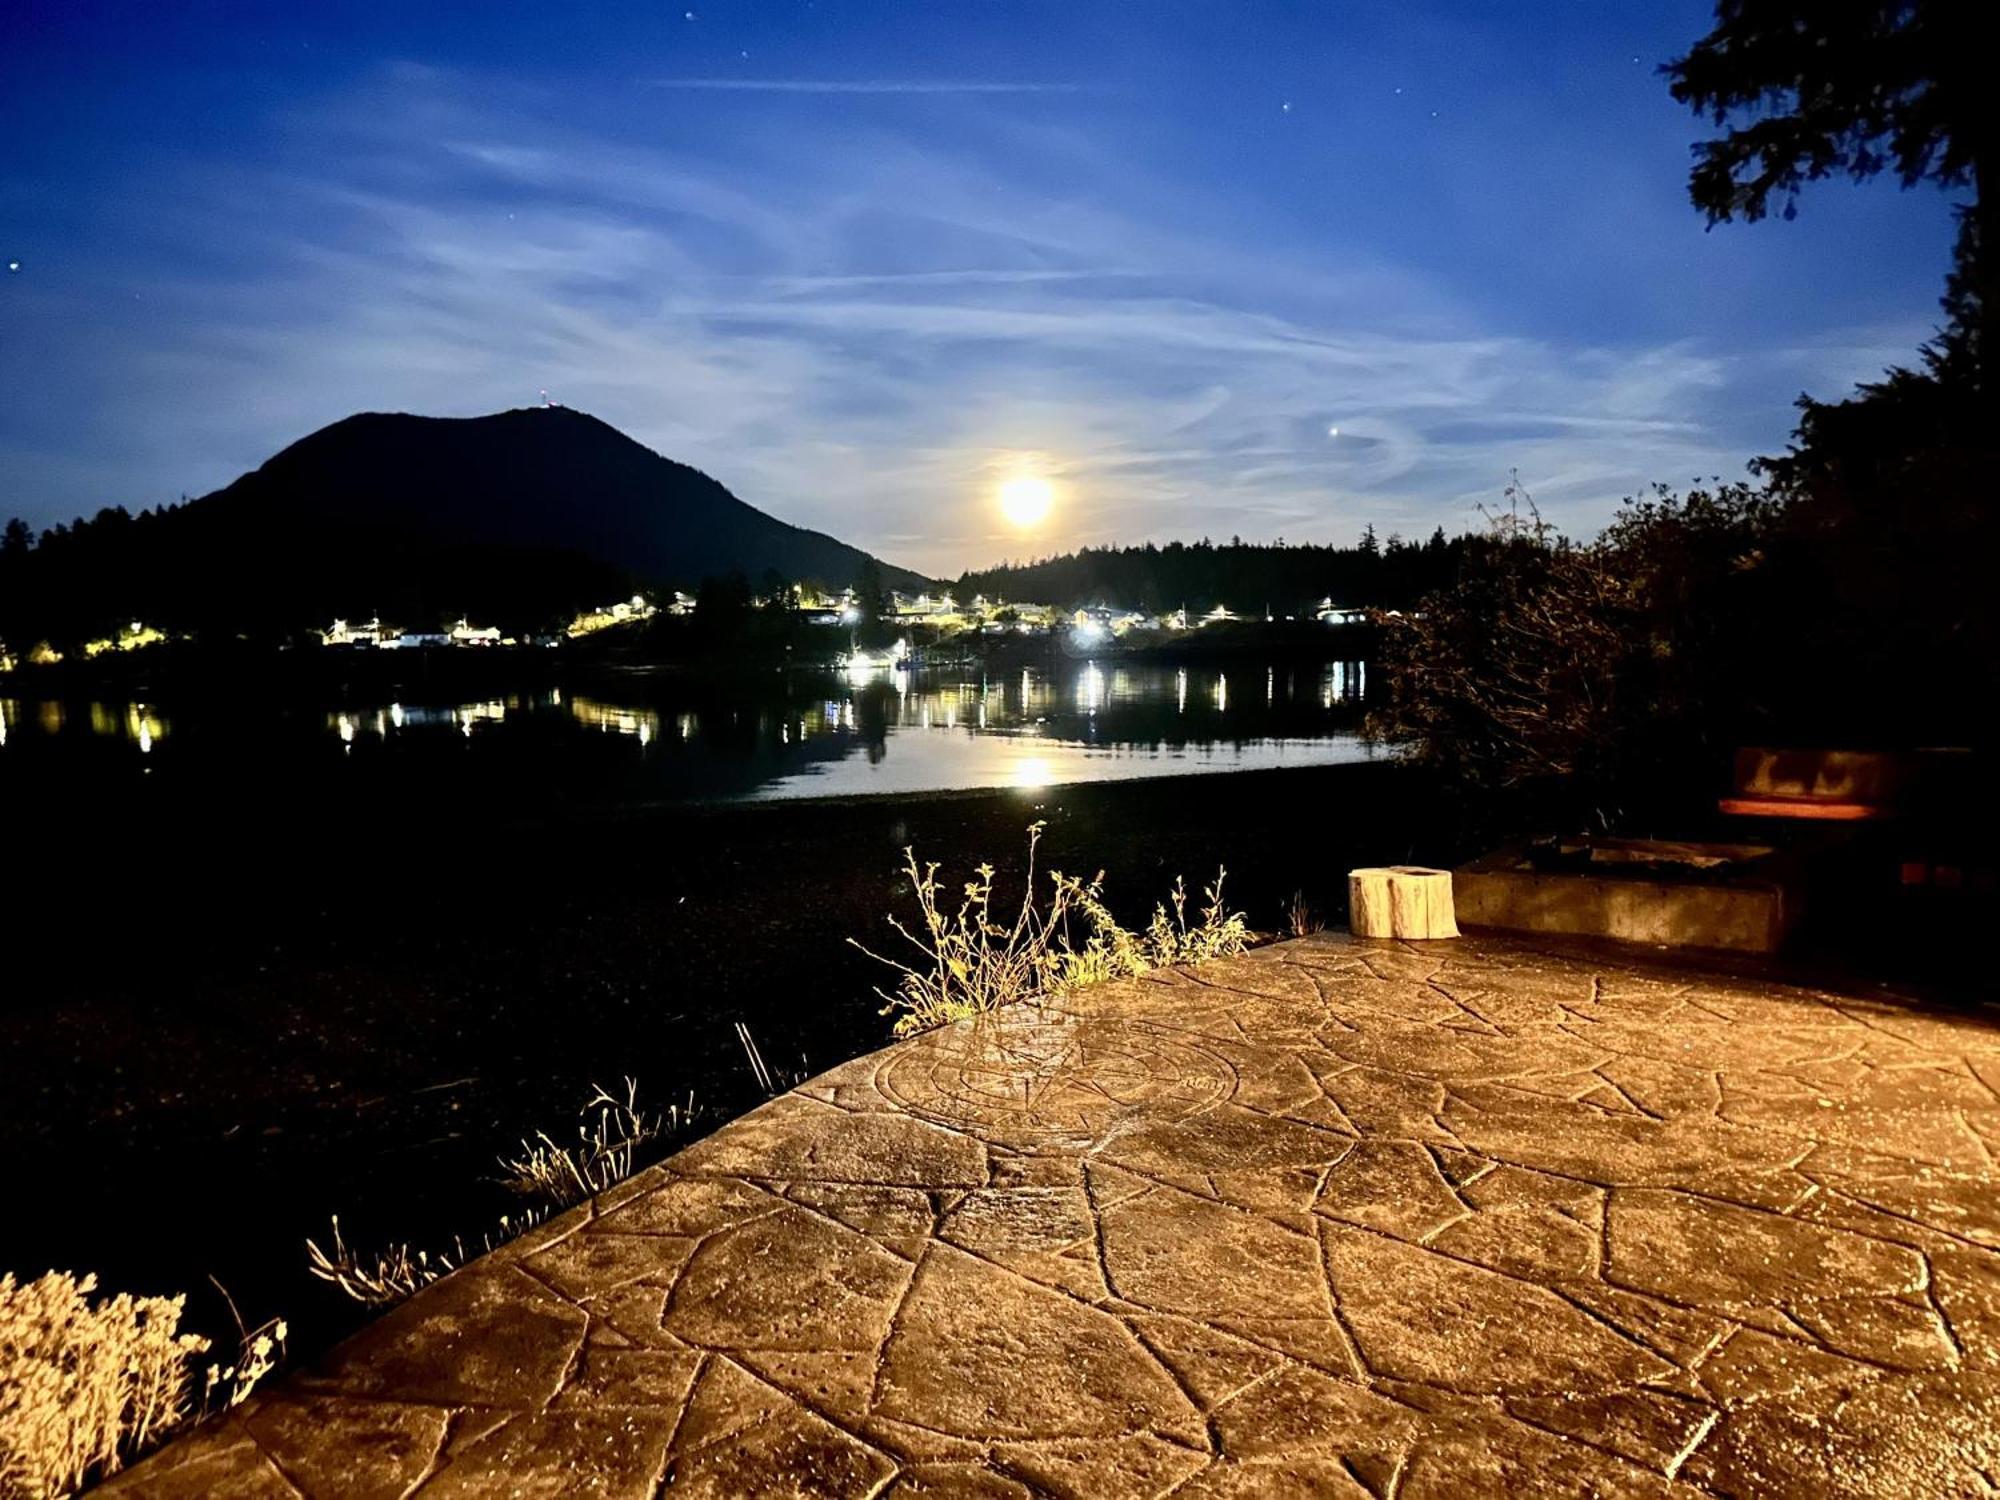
[1139,872,1252,968]
[849,823,1066,1036]
[0,1270,281,1498]
[852,823,1251,1036]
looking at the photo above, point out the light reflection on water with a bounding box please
[5,699,169,751]
[0,660,1373,802]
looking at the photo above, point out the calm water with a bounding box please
[0,659,1372,807]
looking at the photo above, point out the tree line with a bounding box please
[953,527,1464,615]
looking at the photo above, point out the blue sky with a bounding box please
[0,1,1964,575]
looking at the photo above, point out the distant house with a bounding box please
[449,619,503,646]
[80,620,169,658]
[890,591,957,619]
[1316,598,1369,626]
[1065,605,1152,638]
[567,594,659,639]
[320,617,400,648]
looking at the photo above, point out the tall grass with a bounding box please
[852,822,1250,1036]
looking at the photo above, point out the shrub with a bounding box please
[852,823,1250,1036]
[0,1272,220,1498]
[1366,479,1775,833]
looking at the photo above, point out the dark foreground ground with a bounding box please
[2,760,1451,1357]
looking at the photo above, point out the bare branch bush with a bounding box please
[1365,478,1774,832]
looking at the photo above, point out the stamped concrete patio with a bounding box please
[108,933,2000,1497]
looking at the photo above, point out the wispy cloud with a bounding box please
[649,78,1080,95]
[762,269,1148,293]
[0,65,1930,575]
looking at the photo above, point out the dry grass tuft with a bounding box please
[853,822,1250,1036]
[734,1024,811,1097]
[0,1270,280,1498]
[1287,889,1325,937]
[305,1211,544,1307]
[310,1079,695,1309]
[497,1078,689,1209]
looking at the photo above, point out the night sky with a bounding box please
[0,1,1964,575]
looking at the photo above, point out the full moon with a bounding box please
[998,475,1054,529]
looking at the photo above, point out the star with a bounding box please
[1280,101,1292,113]
[5,261,17,273]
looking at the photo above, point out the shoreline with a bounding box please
[0,619,1375,703]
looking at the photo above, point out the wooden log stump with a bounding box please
[1348,866,1460,939]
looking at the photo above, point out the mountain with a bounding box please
[3,407,929,640]
[211,407,929,594]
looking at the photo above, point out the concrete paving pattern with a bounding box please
[107,933,2000,1496]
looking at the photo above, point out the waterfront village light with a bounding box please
[997,474,1054,530]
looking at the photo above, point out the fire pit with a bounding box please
[1453,836,1803,953]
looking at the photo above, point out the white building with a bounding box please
[320,617,399,648]
[890,591,957,619]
